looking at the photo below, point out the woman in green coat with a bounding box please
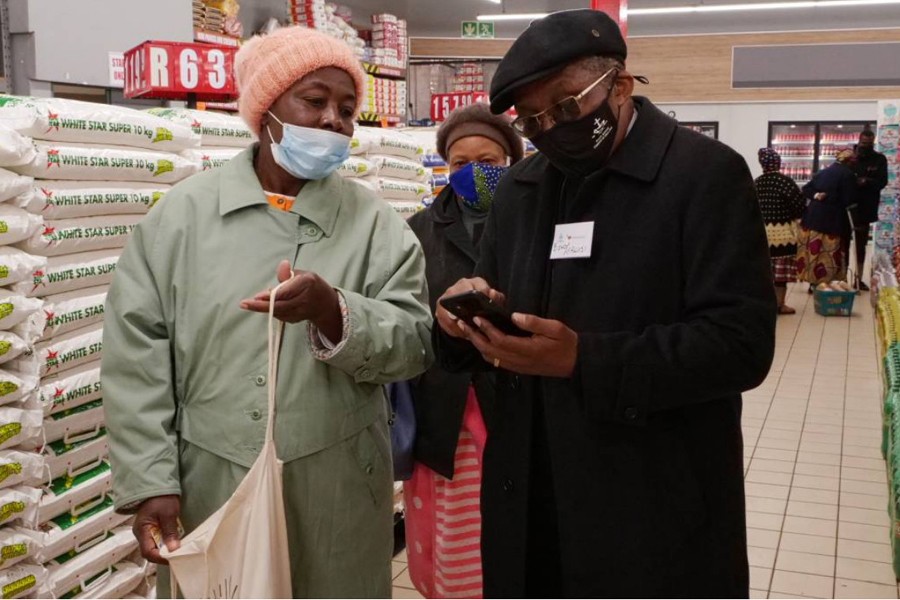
[101,26,433,598]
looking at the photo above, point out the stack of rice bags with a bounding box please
[341,127,431,218]
[146,107,256,172]
[0,95,202,599]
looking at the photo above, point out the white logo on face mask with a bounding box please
[593,117,613,150]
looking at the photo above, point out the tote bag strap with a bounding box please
[266,281,287,444]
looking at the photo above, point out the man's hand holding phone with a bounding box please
[436,278,579,378]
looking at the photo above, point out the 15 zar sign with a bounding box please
[124,41,237,101]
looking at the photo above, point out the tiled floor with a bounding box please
[391,281,899,599]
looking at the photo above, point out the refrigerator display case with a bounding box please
[680,121,719,139]
[768,121,875,188]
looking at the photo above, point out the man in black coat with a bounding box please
[851,129,888,290]
[433,9,776,598]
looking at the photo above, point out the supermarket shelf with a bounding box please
[772,141,815,145]
[199,100,238,112]
[361,61,407,79]
[782,156,814,160]
[358,112,404,125]
[194,28,242,47]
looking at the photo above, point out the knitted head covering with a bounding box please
[758,147,782,173]
[836,147,855,163]
[437,103,524,165]
[234,26,367,136]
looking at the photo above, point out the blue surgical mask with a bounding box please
[448,162,508,212]
[267,111,351,180]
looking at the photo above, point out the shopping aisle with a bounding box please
[745,282,898,599]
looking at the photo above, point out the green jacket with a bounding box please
[102,146,433,511]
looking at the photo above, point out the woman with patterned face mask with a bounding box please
[403,103,523,599]
[102,26,433,598]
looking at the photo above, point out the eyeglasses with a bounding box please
[511,68,617,138]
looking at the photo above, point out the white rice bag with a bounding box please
[39,460,111,524]
[40,524,137,599]
[0,370,38,408]
[0,562,47,599]
[0,405,43,450]
[0,205,43,245]
[40,399,105,448]
[0,247,47,289]
[43,428,108,481]
[0,169,33,203]
[0,96,200,151]
[0,527,42,569]
[0,485,41,527]
[0,294,43,331]
[371,130,425,160]
[28,496,130,564]
[374,177,432,202]
[390,202,423,218]
[370,155,428,181]
[337,156,375,178]
[0,450,46,490]
[146,107,255,147]
[181,147,243,171]
[38,361,102,416]
[10,249,120,298]
[74,559,146,599]
[0,331,30,365]
[13,322,103,379]
[14,181,169,219]
[10,142,199,184]
[0,124,35,168]
[15,214,141,257]
[350,127,379,155]
[14,285,107,342]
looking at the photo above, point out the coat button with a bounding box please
[250,410,262,421]
[366,464,374,475]
[307,227,318,236]
[255,375,266,386]
[360,369,371,379]
[624,407,638,421]
[502,479,514,492]
[509,375,520,390]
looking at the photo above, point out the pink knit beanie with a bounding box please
[234,26,367,136]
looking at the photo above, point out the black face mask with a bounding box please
[858,145,874,157]
[530,96,620,178]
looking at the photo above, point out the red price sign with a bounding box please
[124,41,237,101]
[431,92,479,122]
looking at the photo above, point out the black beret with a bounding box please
[489,9,627,114]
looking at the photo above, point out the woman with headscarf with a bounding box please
[755,147,804,314]
[796,148,858,290]
[101,26,433,598]
[403,103,523,599]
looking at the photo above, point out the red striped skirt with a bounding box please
[404,386,486,598]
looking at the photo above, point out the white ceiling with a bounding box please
[336,0,900,38]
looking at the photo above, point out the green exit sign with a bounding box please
[462,21,495,39]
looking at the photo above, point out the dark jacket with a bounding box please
[436,97,776,598]
[852,150,889,223]
[801,162,857,236]
[407,187,496,479]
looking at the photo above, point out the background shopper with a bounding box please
[851,129,889,290]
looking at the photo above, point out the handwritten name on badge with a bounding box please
[550,222,594,260]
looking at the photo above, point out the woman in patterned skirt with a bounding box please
[796,148,857,290]
[756,148,804,314]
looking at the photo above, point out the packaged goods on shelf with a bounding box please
[26,496,130,564]
[10,249,120,298]
[181,147,244,171]
[0,125,35,168]
[0,370,38,407]
[0,562,47,598]
[373,178,431,203]
[146,108,255,148]
[369,155,427,182]
[0,526,42,569]
[0,485,41,527]
[37,460,110,524]
[0,295,43,331]
[0,332,29,366]
[0,97,200,152]
[0,449,45,490]
[337,156,375,178]
[40,400,105,449]
[15,214,141,258]
[0,405,42,450]
[10,142,200,184]
[0,206,43,246]
[78,559,148,599]
[12,323,103,379]
[0,248,47,289]
[36,361,101,417]
[13,181,169,219]
[15,286,108,343]
[0,170,32,203]
[43,428,108,481]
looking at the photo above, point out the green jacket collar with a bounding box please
[218,145,342,236]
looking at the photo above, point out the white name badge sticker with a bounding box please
[550,221,595,260]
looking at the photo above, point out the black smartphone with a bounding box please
[439,290,529,337]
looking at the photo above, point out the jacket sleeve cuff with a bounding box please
[114,487,182,515]
[308,290,351,360]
